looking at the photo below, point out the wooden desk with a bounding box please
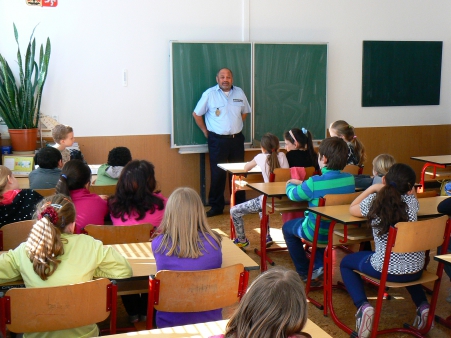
[217,162,263,239]
[411,155,451,192]
[434,254,451,329]
[109,239,259,295]
[17,175,98,189]
[101,318,333,338]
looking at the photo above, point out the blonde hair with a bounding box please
[225,267,308,338]
[156,187,221,258]
[372,154,396,176]
[329,120,366,166]
[52,124,73,143]
[0,165,13,201]
[26,194,76,280]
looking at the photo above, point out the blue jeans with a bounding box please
[340,251,427,309]
[282,218,324,277]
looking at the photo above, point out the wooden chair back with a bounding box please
[392,215,448,253]
[0,278,116,335]
[0,220,34,251]
[273,168,291,182]
[84,223,155,245]
[33,188,56,197]
[89,184,116,196]
[323,191,362,206]
[341,164,361,175]
[146,264,248,329]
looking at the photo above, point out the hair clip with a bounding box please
[50,203,63,210]
[301,128,307,135]
[61,174,67,179]
[288,130,298,144]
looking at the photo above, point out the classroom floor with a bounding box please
[102,205,451,338]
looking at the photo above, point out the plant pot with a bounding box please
[9,128,38,153]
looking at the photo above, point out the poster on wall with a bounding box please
[26,0,58,7]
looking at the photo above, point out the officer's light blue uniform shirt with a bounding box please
[194,85,251,135]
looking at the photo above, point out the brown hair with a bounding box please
[225,267,308,338]
[318,137,348,170]
[56,160,91,196]
[260,133,282,178]
[27,194,76,280]
[0,165,13,201]
[329,120,366,165]
[155,187,221,258]
[284,128,319,171]
[52,124,73,143]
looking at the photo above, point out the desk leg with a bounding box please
[418,162,445,193]
[200,153,206,205]
[260,195,268,272]
[230,174,237,239]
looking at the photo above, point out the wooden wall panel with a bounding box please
[73,125,451,202]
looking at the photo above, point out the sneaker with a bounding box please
[447,288,451,303]
[266,234,274,248]
[300,267,324,287]
[312,267,324,280]
[413,302,430,331]
[129,314,139,323]
[233,238,249,248]
[355,302,374,338]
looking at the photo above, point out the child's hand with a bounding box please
[99,194,109,200]
[287,179,303,186]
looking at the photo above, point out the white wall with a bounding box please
[1,0,450,136]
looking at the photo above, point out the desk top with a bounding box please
[411,155,451,165]
[246,181,287,197]
[110,238,260,277]
[434,254,451,266]
[217,163,262,174]
[101,318,332,338]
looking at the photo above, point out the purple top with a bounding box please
[151,232,222,328]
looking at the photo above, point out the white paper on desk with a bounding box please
[3,157,15,170]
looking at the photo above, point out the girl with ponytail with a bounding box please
[0,194,132,337]
[230,133,289,248]
[340,164,430,337]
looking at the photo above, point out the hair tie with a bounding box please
[61,174,67,179]
[389,182,397,188]
[353,135,357,139]
[38,206,59,224]
[272,149,276,153]
[348,124,354,129]
[301,128,308,135]
[288,130,298,144]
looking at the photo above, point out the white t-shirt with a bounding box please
[252,152,289,182]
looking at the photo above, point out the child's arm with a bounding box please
[349,183,384,216]
[287,179,303,185]
[244,159,257,172]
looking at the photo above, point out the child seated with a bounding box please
[152,187,222,328]
[0,194,132,337]
[354,154,396,190]
[210,267,310,338]
[283,137,355,285]
[29,147,63,189]
[96,146,132,186]
[52,124,84,165]
[56,160,108,234]
[329,120,366,166]
[0,165,43,227]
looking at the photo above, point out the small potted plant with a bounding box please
[0,23,51,152]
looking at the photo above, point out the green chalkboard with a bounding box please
[254,43,327,141]
[171,42,328,149]
[362,41,443,107]
[171,42,252,148]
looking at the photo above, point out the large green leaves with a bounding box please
[0,23,51,129]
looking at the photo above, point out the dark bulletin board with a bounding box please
[171,42,252,147]
[362,41,443,107]
[254,43,328,141]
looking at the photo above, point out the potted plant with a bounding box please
[0,23,51,152]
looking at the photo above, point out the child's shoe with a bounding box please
[129,314,139,323]
[233,238,249,248]
[413,302,431,331]
[266,234,274,248]
[355,302,374,338]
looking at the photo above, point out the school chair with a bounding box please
[144,263,249,330]
[342,164,364,175]
[84,223,155,245]
[333,215,451,338]
[0,278,118,337]
[33,187,56,197]
[304,192,372,310]
[0,219,34,251]
[89,184,116,196]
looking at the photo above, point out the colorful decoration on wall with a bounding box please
[26,0,58,7]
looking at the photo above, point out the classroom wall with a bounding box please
[1,0,451,137]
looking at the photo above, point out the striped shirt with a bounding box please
[286,167,355,244]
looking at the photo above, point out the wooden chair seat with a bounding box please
[355,270,438,288]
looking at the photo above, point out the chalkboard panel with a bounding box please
[254,43,327,141]
[171,42,252,147]
[362,41,443,107]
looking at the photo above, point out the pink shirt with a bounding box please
[70,188,108,234]
[110,192,167,227]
